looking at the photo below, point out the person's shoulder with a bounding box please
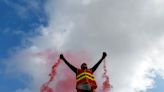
[76,68,81,73]
[87,68,93,72]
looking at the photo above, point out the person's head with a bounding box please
[81,63,88,70]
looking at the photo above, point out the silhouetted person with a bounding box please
[60,52,107,92]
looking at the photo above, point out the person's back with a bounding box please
[60,52,107,92]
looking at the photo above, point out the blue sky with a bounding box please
[0,0,164,92]
[147,75,164,92]
[0,0,47,58]
[0,0,47,92]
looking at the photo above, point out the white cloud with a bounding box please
[5,0,164,92]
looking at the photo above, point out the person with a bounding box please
[60,52,107,92]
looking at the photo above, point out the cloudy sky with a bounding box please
[0,0,164,92]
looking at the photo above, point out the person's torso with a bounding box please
[76,69,97,90]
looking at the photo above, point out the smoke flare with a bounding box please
[40,58,61,92]
[40,53,112,92]
[102,59,112,92]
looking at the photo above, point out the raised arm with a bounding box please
[91,52,107,73]
[60,54,77,73]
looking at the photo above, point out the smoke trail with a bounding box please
[40,52,112,92]
[102,59,112,92]
[40,58,61,92]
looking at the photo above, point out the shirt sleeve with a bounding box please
[91,58,104,73]
[62,57,77,73]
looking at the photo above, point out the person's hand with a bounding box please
[60,54,64,59]
[102,52,107,58]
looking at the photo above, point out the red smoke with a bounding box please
[40,51,111,92]
[102,59,112,92]
[40,52,80,92]
[40,58,61,92]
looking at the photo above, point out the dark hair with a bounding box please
[81,63,87,69]
[81,63,87,66]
